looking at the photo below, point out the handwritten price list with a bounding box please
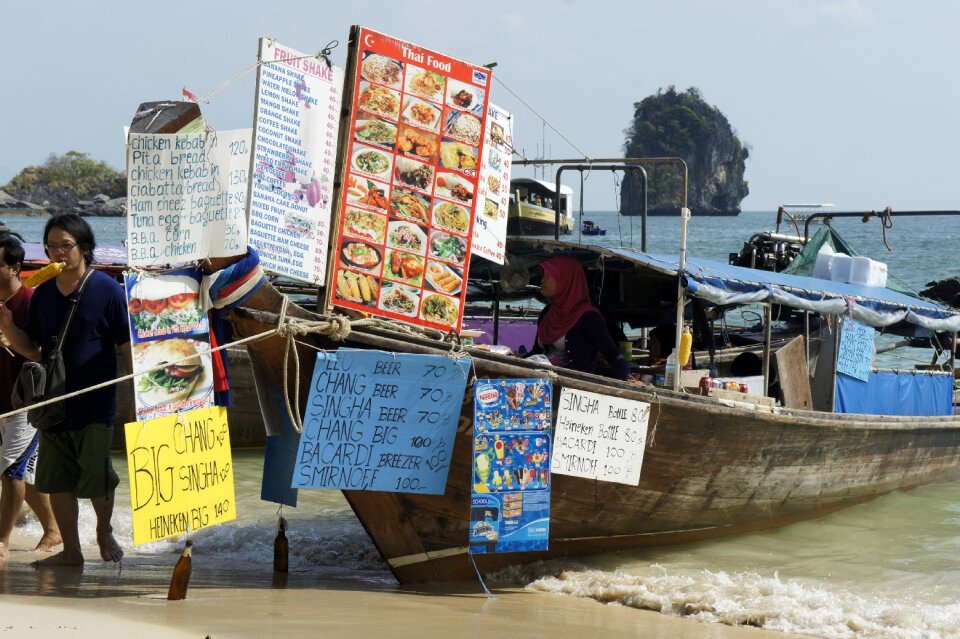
[126,130,250,266]
[837,317,875,382]
[293,350,470,494]
[125,407,236,545]
[551,388,649,486]
[249,38,344,284]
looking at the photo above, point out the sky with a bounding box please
[3,0,959,213]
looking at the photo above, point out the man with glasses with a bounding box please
[0,235,61,560]
[0,215,131,566]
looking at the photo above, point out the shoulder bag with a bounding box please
[10,268,94,431]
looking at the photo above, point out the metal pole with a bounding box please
[762,304,773,396]
[672,206,690,391]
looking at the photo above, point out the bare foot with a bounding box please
[0,542,8,561]
[35,532,63,552]
[97,531,123,563]
[32,549,85,567]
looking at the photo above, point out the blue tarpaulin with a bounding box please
[834,371,953,416]
[605,249,960,331]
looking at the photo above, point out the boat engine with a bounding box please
[729,232,805,273]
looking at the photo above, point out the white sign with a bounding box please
[126,129,251,265]
[551,388,649,485]
[837,317,875,382]
[248,38,344,284]
[472,103,512,264]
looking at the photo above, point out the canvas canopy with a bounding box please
[605,248,960,332]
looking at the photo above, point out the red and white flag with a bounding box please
[182,87,198,103]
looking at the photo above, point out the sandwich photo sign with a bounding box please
[125,269,215,420]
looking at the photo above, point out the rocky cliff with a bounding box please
[620,87,748,216]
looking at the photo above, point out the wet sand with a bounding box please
[0,534,803,639]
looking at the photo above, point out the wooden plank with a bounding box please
[707,387,776,406]
[776,335,813,410]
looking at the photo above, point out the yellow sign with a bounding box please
[124,406,236,545]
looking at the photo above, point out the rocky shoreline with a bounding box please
[0,189,125,216]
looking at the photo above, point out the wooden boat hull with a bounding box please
[225,280,960,584]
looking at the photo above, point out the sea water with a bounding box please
[7,212,960,638]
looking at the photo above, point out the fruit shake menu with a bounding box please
[329,27,492,331]
[249,38,344,284]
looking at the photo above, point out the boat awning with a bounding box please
[607,248,960,331]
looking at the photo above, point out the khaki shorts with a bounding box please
[36,423,119,499]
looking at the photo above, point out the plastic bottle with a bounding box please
[678,326,693,369]
[664,349,677,388]
[167,540,193,600]
[274,517,288,573]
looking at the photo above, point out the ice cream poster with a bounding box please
[248,37,345,284]
[125,269,214,421]
[470,379,552,554]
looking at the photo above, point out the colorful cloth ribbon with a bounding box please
[202,247,266,406]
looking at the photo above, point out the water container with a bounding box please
[665,349,677,388]
[849,256,872,285]
[812,244,835,280]
[830,253,852,283]
[867,260,888,287]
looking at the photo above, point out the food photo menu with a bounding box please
[329,27,492,331]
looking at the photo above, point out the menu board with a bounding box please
[248,38,344,284]
[472,103,512,264]
[329,27,493,331]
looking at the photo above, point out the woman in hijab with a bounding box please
[527,255,630,379]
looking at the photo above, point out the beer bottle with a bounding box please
[167,540,193,600]
[274,517,288,573]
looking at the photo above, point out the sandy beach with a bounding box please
[0,533,803,639]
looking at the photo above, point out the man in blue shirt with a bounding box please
[0,215,131,566]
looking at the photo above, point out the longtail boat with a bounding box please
[128,72,960,582]
[214,234,960,583]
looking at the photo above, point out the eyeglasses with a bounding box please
[44,242,78,252]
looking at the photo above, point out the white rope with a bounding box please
[0,326,279,421]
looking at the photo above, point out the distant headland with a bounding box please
[619,87,749,217]
[1,151,126,217]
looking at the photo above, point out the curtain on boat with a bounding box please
[834,370,954,416]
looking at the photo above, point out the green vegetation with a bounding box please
[3,151,125,200]
[622,86,749,214]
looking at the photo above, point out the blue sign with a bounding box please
[292,350,470,494]
[470,379,552,554]
[837,318,875,382]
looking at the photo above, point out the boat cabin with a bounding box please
[507,177,575,236]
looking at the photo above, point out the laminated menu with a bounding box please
[329,27,493,332]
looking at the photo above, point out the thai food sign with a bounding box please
[328,27,492,332]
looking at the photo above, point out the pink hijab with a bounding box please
[536,256,598,345]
